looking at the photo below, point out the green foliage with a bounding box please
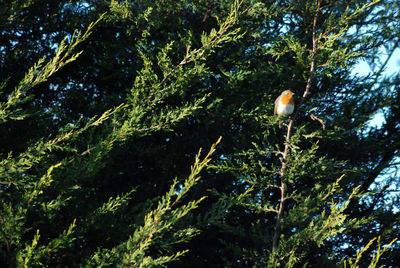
[0,1,244,266]
[1,0,399,267]
[0,14,104,123]
[343,236,398,268]
[88,138,221,267]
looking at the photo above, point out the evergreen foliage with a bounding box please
[1,0,399,267]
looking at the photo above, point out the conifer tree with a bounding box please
[1,0,399,267]
[1,0,243,266]
[205,0,400,266]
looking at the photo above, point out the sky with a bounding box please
[354,48,400,77]
[353,47,400,128]
[353,46,400,212]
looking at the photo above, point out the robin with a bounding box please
[274,90,295,116]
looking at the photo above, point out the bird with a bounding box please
[274,90,295,116]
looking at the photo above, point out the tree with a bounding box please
[203,0,400,266]
[1,1,243,266]
[1,0,399,267]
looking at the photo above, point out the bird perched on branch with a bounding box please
[274,90,295,116]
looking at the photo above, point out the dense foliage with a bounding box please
[1,0,399,267]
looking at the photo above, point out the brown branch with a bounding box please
[272,0,321,252]
[68,147,94,164]
[265,184,282,189]
[0,181,16,184]
[272,177,286,251]
[282,195,302,202]
[302,0,320,102]
[136,121,170,133]
[310,113,325,130]
[261,150,285,156]
[312,212,339,241]
[262,207,279,214]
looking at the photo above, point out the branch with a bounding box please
[272,0,321,252]
[310,113,325,130]
[262,207,279,214]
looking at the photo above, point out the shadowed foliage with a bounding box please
[1,0,399,267]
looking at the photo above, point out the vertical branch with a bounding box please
[272,0,321,253]
[302,0,320,100]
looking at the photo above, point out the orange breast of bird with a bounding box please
[280,93,294,105]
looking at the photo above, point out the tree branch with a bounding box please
[272,0,321,252]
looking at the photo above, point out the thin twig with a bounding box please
[265,184,282,189]
[310,113,326,130]
[263,207,279,214]
[0,181,16,184]
[311,212,339,241]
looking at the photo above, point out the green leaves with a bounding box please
[89,138,221,267]
[0,13,104,124]
[1,0,399,267]
[343,236,398,268]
